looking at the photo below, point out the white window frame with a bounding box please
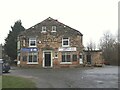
[79,53,83,64]
[27,52,38,64]
[51,26,56,32]
[29,38,36,47]
[62,38,70,47]
[23,39,25,47]
[60,52,72,64]
[17,53,20,61]
[60,62,72,64]
[43,50,53,67]
[17,41,20,49]
[41,26,46,33]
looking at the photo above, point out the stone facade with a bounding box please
[17,17,84,68]
[83,50,103,66]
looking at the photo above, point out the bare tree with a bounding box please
[99,31,118,65]
[87,40,96,51]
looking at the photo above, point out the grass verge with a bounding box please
[2,75,36,88]
[0,75,2,89]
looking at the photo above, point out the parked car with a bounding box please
[103,61,110,65]
[2,62,10,73]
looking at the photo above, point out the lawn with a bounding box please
[2,75,37,88]
[0,76,2,89]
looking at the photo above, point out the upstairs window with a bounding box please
[42,26,46,32]
[62,38,69,47]
[29,38,36,47]
[51,26,56,32]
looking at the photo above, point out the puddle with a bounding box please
[96,80,104,84]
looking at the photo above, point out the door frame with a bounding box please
[43,50,53,68]
[79,53,83,64]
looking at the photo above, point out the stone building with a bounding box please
[83,50,103,66]
[17,17,84,68]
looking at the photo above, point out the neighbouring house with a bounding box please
[17,17,84,68]
[83,49,103,66]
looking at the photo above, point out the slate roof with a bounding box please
[19,17,83,37]
[83,50,102,52]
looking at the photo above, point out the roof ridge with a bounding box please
[20,17,83,36]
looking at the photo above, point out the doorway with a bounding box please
[43,51,52,67]
[87,54,91,64]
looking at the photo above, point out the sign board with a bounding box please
[21,48,38,52]
[59,47,76,51]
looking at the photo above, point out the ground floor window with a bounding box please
[17,53,21,65]
[22,55,27,61]
[61,52,79,63]
[62,52,71,62]
[79,54,82,58]
[28,52,38,64]
[18,53,20,61]
[72,54,77,61]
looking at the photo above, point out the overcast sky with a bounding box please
[0,0,119,48]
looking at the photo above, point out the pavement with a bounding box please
[3,65,119,88]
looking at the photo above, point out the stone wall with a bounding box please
[83,50,103,66]
[18,33,84,68]
[17,17,84,68]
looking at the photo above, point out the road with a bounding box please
[3,65,119,88]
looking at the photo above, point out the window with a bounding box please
[23,39,25,47]
[18,56,20,61]
[28,52,38,64]
[29,38,36,47]
[18,53,20,61]
[22,55,27,61]
[17,53,21,65]
[79,54,82,58]
[72,54,77,61]
[62,38,69,47]
[62,52,71,62]
[42,26,46,32]
[51,26,56,32]
[17,41,20,49]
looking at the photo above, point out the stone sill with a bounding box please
[60,62,72,64]
[27,62,38,64]
[41,31,47,33]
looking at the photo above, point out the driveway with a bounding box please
[3,66,119,88]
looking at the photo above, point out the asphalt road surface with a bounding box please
[3,65,119,88]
